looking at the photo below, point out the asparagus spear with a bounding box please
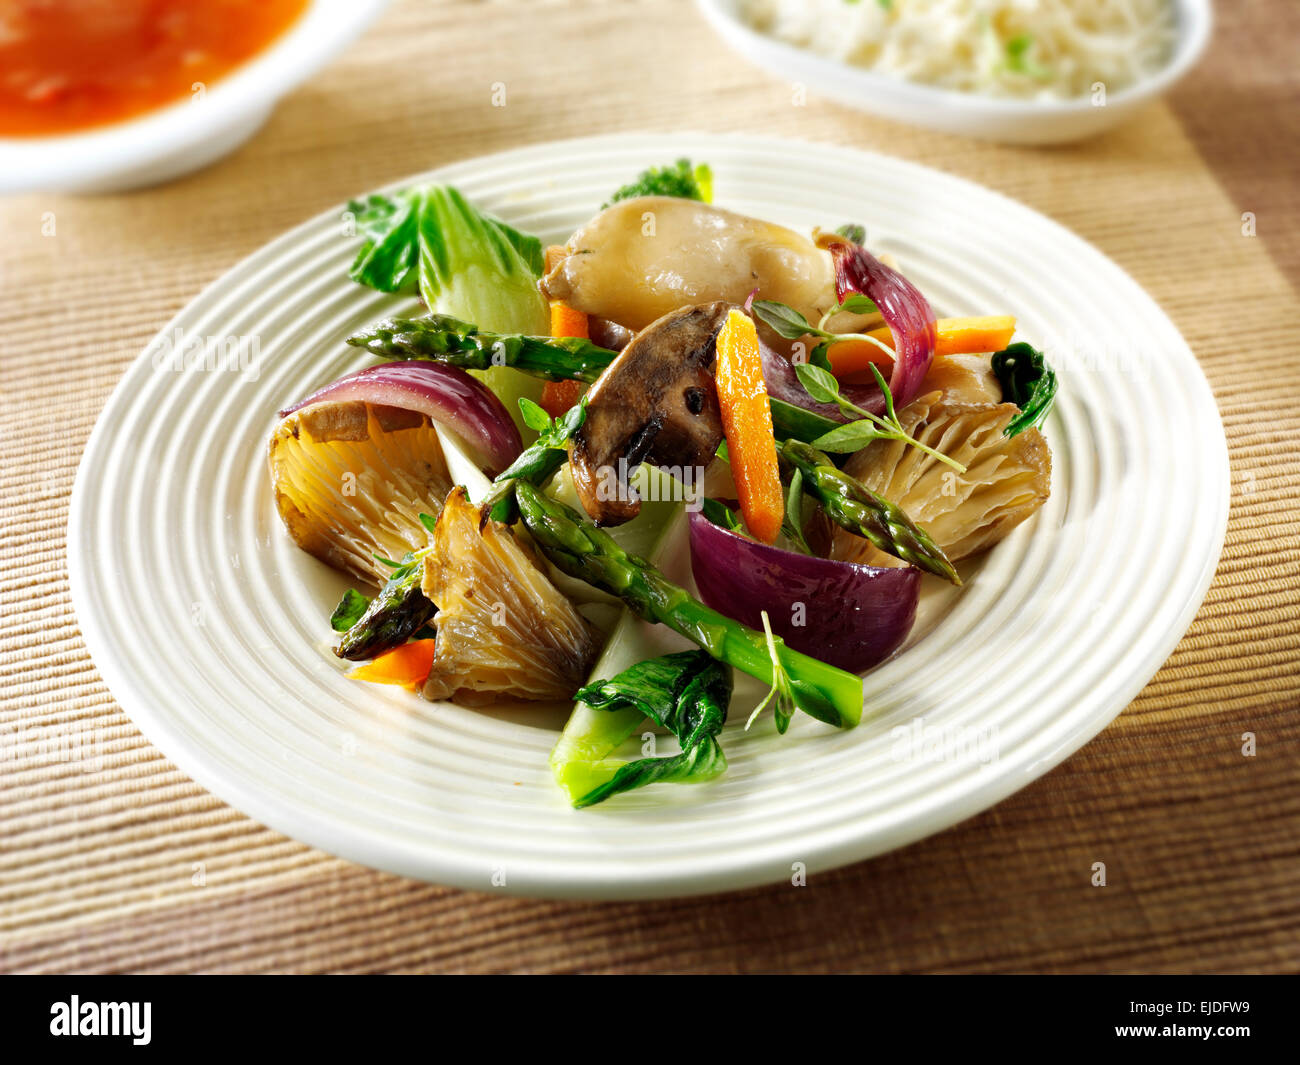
[481,396,587,524]
[512,480,864,728]
[347,313,617,384]
[334,554,433,660]
[778,439,960,585]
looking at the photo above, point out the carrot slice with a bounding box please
[539,301,590,417]
[715,308,783,544]
[829,316,1018,378]
[550,300,589,340]
[347,639,437,690]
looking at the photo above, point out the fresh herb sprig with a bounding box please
[482,397,588,523]
[751,297,882,371]
[747,611,834,734]
[779,469,813,554]
[795,362,967,472]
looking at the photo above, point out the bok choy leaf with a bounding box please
[570,650,732,808]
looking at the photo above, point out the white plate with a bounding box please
[694,0,1211,145]
[69,133,1228,899]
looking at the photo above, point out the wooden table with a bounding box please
[1,0,1296,973]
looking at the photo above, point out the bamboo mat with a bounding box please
[1,0,1297,974]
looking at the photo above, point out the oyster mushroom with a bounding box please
[542,196,868,334]
[421,488,597,705]
[269,400,455,585]
[569,301,730,526]
[918,353,1004,407]
[832,392,1052,566]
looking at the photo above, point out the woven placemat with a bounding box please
[1,0,1296,973]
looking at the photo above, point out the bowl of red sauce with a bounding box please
[0,0,391,193]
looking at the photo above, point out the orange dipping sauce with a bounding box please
[0,0,310,137]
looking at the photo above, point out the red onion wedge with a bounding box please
[689,510,919,673]
[279,362,522,477]
[825,239,937,414]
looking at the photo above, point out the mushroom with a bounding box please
[568,301,730,526]
[831,392,1052,565]
[421,488,597,706]
[542,196,857,333]
[268,400,454,584]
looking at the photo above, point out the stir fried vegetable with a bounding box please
[832,315,1018,376]
[347,639,437,690]
[348,313,617,384]
[540,301,591,416]
[779,439,961,584]
[834,393,1052,564]
[513,480,864,728]
[603,157,713,209]
[714,308,784,543]
[571,651,731,808]
[347,184,547,333]
[481,397,588,524]
[992,341,1058,436]
[265,164,1061,813]
[334,553,435,661]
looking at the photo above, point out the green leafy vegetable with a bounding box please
[329,589,371,633]
[572,651,732,808]
[603,158,713,209]
[992,342,1058,437]
[770,396,841,443]
[700,497,745,534]
[779,469,812,554]
[347,185,547,330]
[346,184,550,436]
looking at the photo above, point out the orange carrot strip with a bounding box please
[539,379,585,418]
[824,338,893,379]
[540,301,590,417]
[829,316,1018,378]
[347,639,437,690]
[715,308,783,544]
[550,301,589,340]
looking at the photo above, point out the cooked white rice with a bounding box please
[738,0,1177,100]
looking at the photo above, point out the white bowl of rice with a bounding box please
[696,0,1211,144]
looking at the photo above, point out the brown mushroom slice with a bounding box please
[421,488,597,706]
[569,301,730,526]
[831,392,1052,566]
[268,400,453,585]
[542,196,842,332]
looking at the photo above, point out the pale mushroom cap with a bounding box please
[834,391,1052,565]
[268,400,453,585]
[421,488,597,706]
